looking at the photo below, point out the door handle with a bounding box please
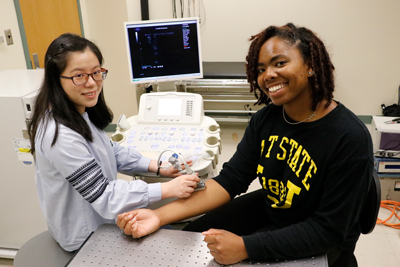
[32,53,41,69]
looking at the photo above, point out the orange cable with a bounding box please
[376,200,400,230]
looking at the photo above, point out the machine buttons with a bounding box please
[151,144,159,149]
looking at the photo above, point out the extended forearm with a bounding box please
[155,179,230,226]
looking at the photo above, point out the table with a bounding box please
[67,224,328,267]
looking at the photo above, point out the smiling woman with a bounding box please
[59,50,107,114]
[116,23,373,267]
[26,33,201,251]
[256,36,314,115]
[247,23,336,123]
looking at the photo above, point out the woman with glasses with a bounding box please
[28,33,200,251]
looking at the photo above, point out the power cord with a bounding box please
[377,200,400,229]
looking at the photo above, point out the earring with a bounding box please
[308,71,315,76]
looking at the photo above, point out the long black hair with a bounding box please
[246,23,335,110]
[28,33,113,153]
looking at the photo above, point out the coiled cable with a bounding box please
[377,200,400,229]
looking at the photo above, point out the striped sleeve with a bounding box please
[66,159,108,203]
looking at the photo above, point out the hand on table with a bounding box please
[203,229,248,265]
[116,209,160,238]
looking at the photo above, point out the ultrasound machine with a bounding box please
[113,17,221,188]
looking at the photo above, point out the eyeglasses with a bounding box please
[60,68,108,85]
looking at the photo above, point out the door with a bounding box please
[18,0,82,69]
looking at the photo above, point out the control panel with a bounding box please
[112,92,221,178]
[138,92,203,124]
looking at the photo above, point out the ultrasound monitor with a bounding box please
[124,17,203,87]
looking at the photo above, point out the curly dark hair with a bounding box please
[246,23,335,110]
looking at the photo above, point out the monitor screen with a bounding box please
[158,98,182,116]
[124,18,203,84]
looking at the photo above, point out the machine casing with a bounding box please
[372,116,400,159]
[112,92,222,178]
[0,70,47,257]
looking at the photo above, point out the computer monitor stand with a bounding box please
[155,81,177,92]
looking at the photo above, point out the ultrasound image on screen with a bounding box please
[126,20,201,81]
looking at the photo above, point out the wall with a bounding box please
[0,0,26,71]
[80,0,138,123]
[125,0,400,117]
[3,0,400,117]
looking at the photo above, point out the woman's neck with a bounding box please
[283,99,337,123]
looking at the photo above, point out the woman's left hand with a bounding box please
[202,229,248,265]
[159,160,193,177]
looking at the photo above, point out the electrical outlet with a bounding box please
[395,181,400,191]
[4,29,13,45]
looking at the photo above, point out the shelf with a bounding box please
[177,78,262,123]
[377,173,400,178]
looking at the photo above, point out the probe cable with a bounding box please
[376,200,400,229]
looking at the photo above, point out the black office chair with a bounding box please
[14,231,75,267]
[342,169,381,267]
[328,169,381,267]
[359,169,381,234]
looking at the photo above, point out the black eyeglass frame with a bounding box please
[60,68,108,85]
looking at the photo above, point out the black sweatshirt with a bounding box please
[213,102,373,261]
